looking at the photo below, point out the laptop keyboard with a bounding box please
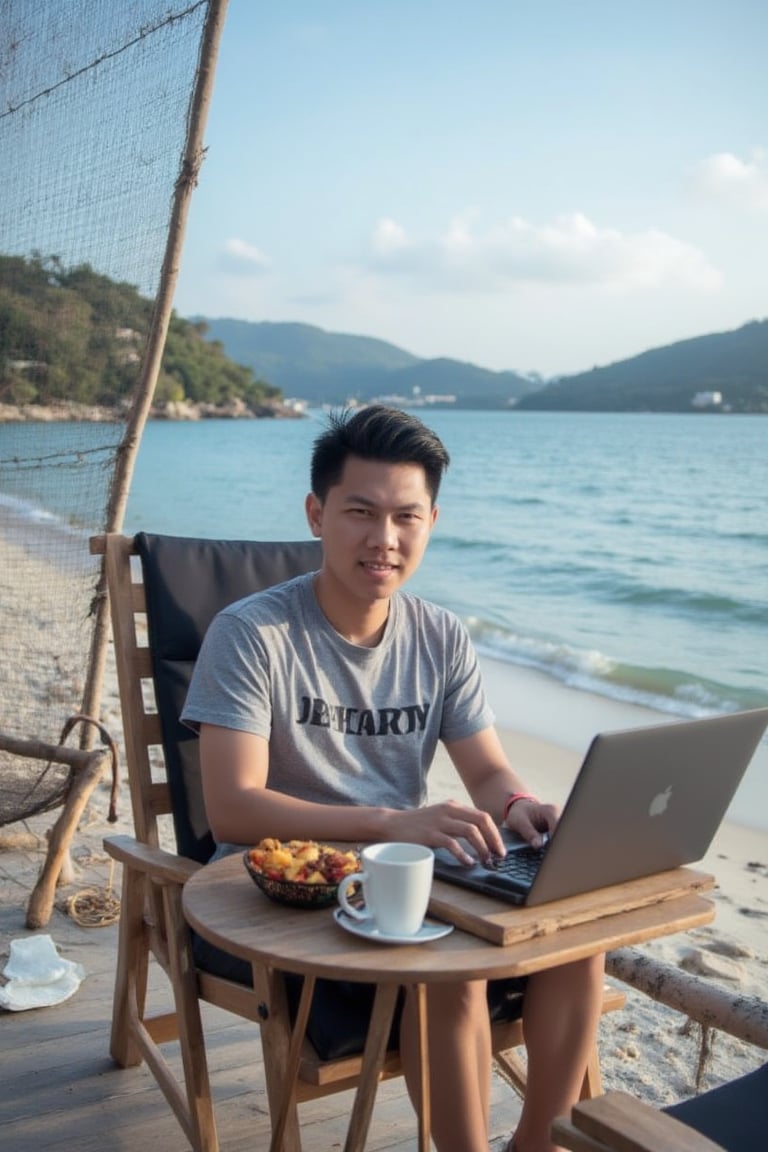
[487,844,547,884]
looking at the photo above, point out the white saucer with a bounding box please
[332,908,454,945]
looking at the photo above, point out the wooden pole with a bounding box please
[21,715,119,928]
[607,946,768,1049]
[26,747,113,929]
[0,731,111,771]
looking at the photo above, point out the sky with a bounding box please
[173,0,768,378]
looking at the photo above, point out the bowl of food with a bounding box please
[243,838,360,908]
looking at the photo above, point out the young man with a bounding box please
[182,405,604,1152]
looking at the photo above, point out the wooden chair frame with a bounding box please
[94,531,625,1152]
[552,987,768,1152]
[553,1090,728,1152]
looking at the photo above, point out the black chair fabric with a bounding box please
[664,1061,768,1152]
[135,532,322,863]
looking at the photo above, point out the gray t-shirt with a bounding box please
[181,572,494,811]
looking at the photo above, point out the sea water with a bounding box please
[2,410,766,823]
[119,410,767,721]
[128,409,768,831]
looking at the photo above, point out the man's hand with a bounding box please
[504,798,559,850]
[382,799,506,865]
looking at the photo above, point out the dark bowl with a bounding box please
[243,851,340,909]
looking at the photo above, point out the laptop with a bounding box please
[432,708,768,906]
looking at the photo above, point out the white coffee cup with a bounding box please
[336,842,434,937]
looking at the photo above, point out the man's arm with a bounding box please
[199,723,391,845]
[199,722,534,862]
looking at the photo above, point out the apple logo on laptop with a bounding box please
[649,786,672,817]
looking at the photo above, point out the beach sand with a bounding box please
[1,529,766,1118]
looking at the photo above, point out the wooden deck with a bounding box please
[1,831,522,1151]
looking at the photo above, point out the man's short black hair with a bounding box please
[310,404,450,504]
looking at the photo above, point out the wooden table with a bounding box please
[183,855,715,1152]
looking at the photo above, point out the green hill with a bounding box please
[0,254,282,413]
[196,317,537,408]
[197,315,768,413]
[515,320,768,413]
[6,255,764,415]
[198,318,420,379]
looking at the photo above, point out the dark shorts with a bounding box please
[192,932,527,1061]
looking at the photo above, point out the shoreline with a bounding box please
[2,470,763,732]
[478,653,768,835]
[0,400,305,424]
[2,507,765,837]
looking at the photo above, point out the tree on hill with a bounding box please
[516,320,768,413]
[0,254,282,412]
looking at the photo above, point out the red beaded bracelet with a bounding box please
[502,791,540,823]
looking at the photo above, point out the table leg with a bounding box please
[414,984,431,1152]
[343,982,402,1152]
[268,972,316,1152]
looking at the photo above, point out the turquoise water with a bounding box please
[2,411,766,721]
[121,410,767,721]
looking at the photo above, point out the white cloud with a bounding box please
[367,211,720,293]
[220,237,271,274]
[695,149,768,213]
[372,218,408,254]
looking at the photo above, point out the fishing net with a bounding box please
[0,0,214,829]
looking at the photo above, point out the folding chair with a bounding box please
[96,531,625,1152]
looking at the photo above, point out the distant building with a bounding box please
[373,392,456,407]
[282,397,309,413]
[691,390,723,409]
[5,359,48,376]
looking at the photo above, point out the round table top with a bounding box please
[183,852,539,984]
[183,853,714,985]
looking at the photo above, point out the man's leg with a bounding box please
[513,953,606,1152]
[400,979,492,1152]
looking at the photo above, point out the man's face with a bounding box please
[305,455,438,606]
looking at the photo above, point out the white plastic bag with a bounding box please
[0,934,86,1011]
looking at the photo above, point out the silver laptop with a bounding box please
[432,708,768,906]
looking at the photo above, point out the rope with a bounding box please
[66,859,120,928]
